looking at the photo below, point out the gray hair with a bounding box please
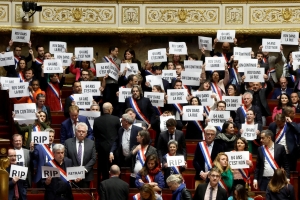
[204,125,216,133]
[75,122,88,132]
[166,174,184,184]
[168,140,178,148]
[261,129,273,138]
[243,92,253,99]
[44,128,55,134]
[122,113,134,124]
[53,144,65,153]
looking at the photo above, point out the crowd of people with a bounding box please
[2,37,300,200]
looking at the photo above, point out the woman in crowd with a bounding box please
[266,169,296,200]
[226,84,240,120]
[162,140,187,186]
[215,121,237,152]
[5,57,27,80]
[36,93,51,124]
[213,152,233,193]
[29,79,46,103]
[133,183,158,200]
[166,174,192,200]
[70,56,96,80]
[272,93,294,120]
[135,154,164,199]
[128,130,157,187]
[232,138,254,189]
[228,184,253,200]
[167,61,175,70]
[123,49,142,71]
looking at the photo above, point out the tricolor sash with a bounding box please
[291,75,296,83]
[18,72,25,82]
[218,179,229,193]
[164,153,180,174]
[40,144,54,161]
[222,53,228,63]
[129,97,150,125]
[48,82,63,110]
[35,58,43,65]
[275,123,287,144]
[192,121,205,140]
[238,168,250,184]
[261,145,279,170]
[33,125,41,132]
[133,193,140,200]
[182,85,191,95]
[14,56,20,68]
[145,174,154,183]
[145,70,154,76]
[198,142,213,170]
[137,147,146,166]
[103,56,120,70]
[154,106,163,116]
[263,57,268,64]
[29,91,34,102]
[173,103,183,114]
[211,83,222,100]
[48,159,69,183]
[230,68,239,84]
[203,106,210,116]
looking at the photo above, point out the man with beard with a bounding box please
[31,45,45,81]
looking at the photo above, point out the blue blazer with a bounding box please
[135,171,165,189]
[271,88,293,99]
[7,166,28,200]
[60,115,93,144]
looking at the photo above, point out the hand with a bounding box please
[280,45,283,51]
[257,64,260,68]
[30,141,34,151]
[103,74,108,79]
[253,181,258,189]
[240,129,244,134]
[286,116,292,123]
[109,153,114,163]
[228,117,233,123]
[138,179,144,183]
[36,112,40,119]
[116,91,120,97]
[92,58,96,64]
[9,40,13,47]
[263,74,268,81]
[214,38,218,44]
[184,161,187,168]
[100,86,104,92]
[28,41,32,48]
[246,160,253,166]
[211,94,216,99]
[259,45,263,51]
[45,176,52,185]
[147,124,152,130]
[241,75,245,83]
[205,118,210,123]
[71,56,76,63]
[145,81,151,87]
[28,86,33,92]
[251,51,255,58]
[29,49,33,55]
[201,47,205,54]
[233,38,238,45]
[12,176,20,184]
[163,163,168,168]
[256,130,260,135]
[186,95,192,101]
[71,100,76,106]
[230,55,234,62]
[75,178,82,183]
[200,171,208,180]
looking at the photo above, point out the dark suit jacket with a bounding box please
[4,54,32,77]
[157,130,187,162]
[64,96,73,118]
[193,183,227,200]
[254,144,290,183]
[99,176,129,200]
[144,78,170,93]
[234,105,263,130]
[7,165,28,200]
[60,115,93,144]
[295,104,300,113]
[288,66,300,90]
[64,138,96,181]
[271,88,293,99]
[193,140,225,180]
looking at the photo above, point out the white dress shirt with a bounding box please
[122,125,132,156]
[263,143,275,177]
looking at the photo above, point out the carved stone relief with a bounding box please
[122,6,139,24]
[225,6,243,24]
[0,4,8,22]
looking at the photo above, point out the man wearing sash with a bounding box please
[30,128,55,187]
[253,130,289,191]
[193,125,224,189]
[31,45,45,81]
[64,81,82,118]
[44,144,74,200]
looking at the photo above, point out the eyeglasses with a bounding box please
[210,174,220,178]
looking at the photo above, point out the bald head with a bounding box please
[110,165,120,176]
[222,42,230,53]
[279,77,287,89]
[102,102,112,114]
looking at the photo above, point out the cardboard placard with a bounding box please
[75,47,93,61]
[167,155,185,167]
[120,63,139,78]
[162,70,176,83]
[223,96,242,111]
[182,106,203,121]
[79,110,101,129]
[281,31,299,45]
[238,59,258,72]
[208,111,230,126]
[9,82,29,98]
[96,63,110,77]
[31,131,49,144]
[42,166,60,178]
[73,94,93,109]
[148,48,167,63]
[205,57,225,71]
[11,29,31,43]
[233,47,252,60]
[66,166,85,180]
[108,64,119,81]
[225,151,250,169]
[0,51,15,66]
[49,41,67,54]
[14,103,37,120]
[241,124,258,140]
[181,71,201,86]
[145,75,164,89]
[54,53,73,66]
[192,91,214,107]
[43,59,63,73]
[144,92,164,107]
[184,60,203,71]
[167,89,188,104]
[262,39,281,52]
[292,52,300,65]
[0,77,20,90]
[15,150,25,163]
[9,165,28,180]
[160,115,175,131]
[198,36,212,51]
[169,42,187,55]
[217,30,235,43]
[244,68,264,82]
[81,81,101,96]
[118,87,132,103]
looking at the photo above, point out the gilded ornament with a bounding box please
[0,148,6,155]
[72,8,82,21]
[0,6,6,20]
[225,7,243,24]
[282,8,292,22]
[178,8,187,22]
[122,7,139,24]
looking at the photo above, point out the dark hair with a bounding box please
[80,61,91,69]
[255,51,263,57]
[173,79,182,88]
[109,46,118,54]
[274,113,286,122]
[175,63,184,69]
[166,118,177,127]
[220,121,235,133]
[152,85,164,93]
[286,50,293,63]
[199,80,211,91]
[16,58,27,73]
[139,184,156,200]
[210,71,220,82]
[261,129,273,138]
[139,154,160,176]
[277,93,293,110]
[217,100,226,108]
[233,184,249,200]
[36,93,46,101]
[153,65,163,71]
[80,69,90,76]
[188,54,198,60]
[209,167,222,175]
[30,79,40,86]
[25,68,34,73]
[14,46,22,51]
[49,73,59,78]
[234,137,248,151]
[125,108,135,114]
[283,106,295,116]
[131,85,143,97]
[124,48,136,60]
[268,169,288,193]
[127,74,137,82]
[227,84,239,96]
[72,80,81,87]
[35,45,43,51]
[190,97,201,105]
[139,130,151,146]
[37,111,50,125]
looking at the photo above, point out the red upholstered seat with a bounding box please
[253,195,265,200]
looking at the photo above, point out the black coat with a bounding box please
[193,183,227,200]
[99,176,129,200]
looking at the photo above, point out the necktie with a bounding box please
[169,134,173,141]
[77,141,82,165]
[14,183,19,199]
[209,187,214,200]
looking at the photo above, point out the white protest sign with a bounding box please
[144,92,164,107]
[14,103,37,120]
[0,77,20,90]
[43,59,63,73]
[54,53,73,66]
[192,91,214,107]
[241,124,258,140]
[182,106,203,121]
[119,87,132,103]
[233,47,252,61]
[67,166,85,180]
[9,82,29,98]
[162,70,177,83]
[198,36,212,51]
[167,155,185,167]
[292,52,300,65]
[31,131,49,144]
[120,63,139,78]
[238,59,258,72]
[81,81,101,96]
[11,29,31,43]
[15,119,35,125]
[167,89,188,104]
[262,39,281,52]
[0,51,15,66]
[205,57,225,71]
[148,48,167,63]
[73,94,93,109]
[169,42,187,55]
[10,165,28,180]
[75,47,93,61]
[49,41,67,54]
[42,166,60,178]
[96,63,110,77]
[160,115,175,131]
[244,68,264,82]
[79,110,101,129]
[134,123,142,128]
[146,75,164,89]
[181,71,201,86]
[208,111,230,126]
[281,31,299,45]
[225,151,249,169]
[184,60,203,72]
[108,64,119,81]
[15,150,25,163]
[217,30,235,43]
[223,96,242,111]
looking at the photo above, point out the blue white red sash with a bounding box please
[218,179,229,193]
[182,85,191,95]
[238,168,250,183]
[129,97,150,125]
[198,142,213,170]
[145,175,154,183]
[173,103,183,114]
[203,106,210,116]
[48,82,62,110]
[164,153,180,174]
[35,58,43,65]
[291,75,296,83]
[133,193,140,200]
[275,123,287,144]
[69,94,74,101]
[240,105,247,118]
[211,83,222,100]
[145,70,154,76]
[48,160,69,183]
[192,121,205,140]
[29,91,34,102]
[230,68,239,84]
[261,145,279,170]
[40,144,54,161]
[103,56,120,70]
[33,125,41,131]
[222,53,228,63]
[14,56,20,68]
[263,57,268,64]
[18,72,25,82]
[137,147,146,166]
[154,106,163,116]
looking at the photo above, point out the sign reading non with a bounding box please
[43,59,63,73]
[262,39,281,52]
[281,31,299,45]
[54,53,73,66]
[225,151,249,169]
[108,64,119,81]
[223,96,242,111]
[238,59,258,72]
[31,131,49,144]
[181,71,201,86]
[96,63,110,77]
[167,89,188,104]
[119,87,132,103]
[182,106,203,121]
[162,70,176,83]
[67,166,85,180]
[81,81,101,96]
[10,165,28,180]
[208,111,230,126]
[148,48,167,63]
[241,124,258,140]
[9,82,29,98]
[198,36,212,51]
[192,91,214,107]
[49,41,67,54]
[169,42,187,55]
[42,166,60,178]
[184,60,203,71]
[217,30,235,43]
[244,68,264,82]
[73,94,93,109]
[144,92,164,107]
[167,155,185,167]
[75,47,93,61]
[11,29,31,43]
[205,57,225,71]
[14,103,37,120]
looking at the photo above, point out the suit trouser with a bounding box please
[259,177,271,191]
[287,149,298,171]
[97,148,111,184]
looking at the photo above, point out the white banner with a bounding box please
[79,110,101,129]
[225,151,250,169]
[238,59,258,72]
[223,96,242,111]
[181,71,201,86]
[0,77,20,90]
[32,131,49,144]
[120,63,139,78]
[281,31,299,45]
[208,111,230,126]
[42,166,60,178]
[292,52,300,65]
[169,42,187,55]
[241,124,258,140]
[0,51,15,66]
[15,150,25,163]
[262,39,281,52]
[108,64,119,81]
[205,57,225,71]
[233,47,252,61]
[73,94,93,109]
[49,41,67,54]
[160,115,175,131]
[10,165,28,180]
[148,48,167,63]
[9,82,29,98]
[182,106,203,121]
[96,63,110,77]
[244,68,264,82]
[75,47,93,61]
[144,92,164,107]
[11,29,31,43]
[81,81,101,96]
[184,60,203,72]
[119,87,132,103]
[192,91,214,107]
[167,155,185,167]
[217,30,235,43]
[167,89,188,104]
[162,70,176,83]
[146,75,164,89]
[67,166,85,180]
[43,59,63,73]
[14,103,37,120]
[198,36,212,51]
[54,53,73,66]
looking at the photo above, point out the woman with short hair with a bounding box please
[166,174,192,200]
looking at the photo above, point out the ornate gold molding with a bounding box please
[122,6,139,24]
[225,6,243,25]
[15,4,34,23]
[0,4,9,22]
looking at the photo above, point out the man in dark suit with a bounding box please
[125,108,147,129]
[109,113,143,167]
[44,144,74,200]
[193,125,225,189]
[93,102,121,184]
[253,130,290,191]
[60,105,93,144]
[193,167,227,200]
[157,118,186,163]
[64,122,96,188]
[271,77,293,99]
[99,165,129,200]
[290,92,300,113]
[64,81,82,118]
